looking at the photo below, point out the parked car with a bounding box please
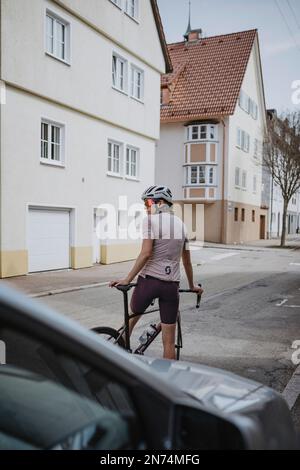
[0,284,297,450]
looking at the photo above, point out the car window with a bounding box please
[0,326,142,447]
[0,366,130,450]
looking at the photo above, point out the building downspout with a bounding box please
[221,118,226,244]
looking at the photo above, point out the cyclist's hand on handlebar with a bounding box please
[109,278,131,288]
[190,285,204,295]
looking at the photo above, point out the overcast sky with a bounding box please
[157,0,300,113]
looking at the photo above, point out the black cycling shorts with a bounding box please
[130,275,179,325]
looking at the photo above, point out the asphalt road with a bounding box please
[40,245,300,434]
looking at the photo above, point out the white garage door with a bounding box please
[28,209,70,273]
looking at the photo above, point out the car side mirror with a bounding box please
[174,405,247,450]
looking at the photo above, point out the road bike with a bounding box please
[92,282,202,360]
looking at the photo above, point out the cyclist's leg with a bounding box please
[130,276,157,336]
[159,281,180,360]
[161,324,176,360]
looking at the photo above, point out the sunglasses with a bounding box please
[144,199,156,208]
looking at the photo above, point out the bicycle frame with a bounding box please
[116,283,201,354]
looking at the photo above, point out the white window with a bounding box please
[239,90,249,113]
[108,141,122,175]
[186,165,215,185]
[126,146,139,178]
[235,167,240,187]
[244,132,250,153]
[131,66,144,101]
[200,126,207,140]
[237,128,242,148]
[126,0,139,19]
[254,138,258,158]
[112,54,128,93]
[253,175,257,193]
[237,128,250,153]
[242,170,247,189]
[46,12,70,63]
[192,126,199,140]
[41,120,64,165]
[208,167,215,185]
[110,0,122,8]
[239,90,258,120]
[186,166,206,185]
[188,124,216,141]
[251,101,258,120]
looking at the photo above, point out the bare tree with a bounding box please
[264,110,300,246]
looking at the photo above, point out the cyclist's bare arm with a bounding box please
[109,239,154,287]
[182,245,203,294]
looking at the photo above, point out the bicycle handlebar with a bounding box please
[116,283,202,308]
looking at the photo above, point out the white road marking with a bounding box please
[210,252,239,261]
[290,263,300,266]
[282,364,300,410]
[285,305,300,309]
[276,299,288,307]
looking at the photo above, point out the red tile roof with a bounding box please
[161,29,257,122]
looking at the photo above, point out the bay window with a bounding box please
[185,165,215,185]
[187,124,217,142]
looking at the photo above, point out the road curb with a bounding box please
[30,281,110,298]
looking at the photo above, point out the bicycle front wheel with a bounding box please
[91,326,126,349]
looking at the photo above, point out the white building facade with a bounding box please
[268,183,300,238]
[157,29,268,244]
[0,0,171,277]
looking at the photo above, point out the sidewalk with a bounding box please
[0,260,135,298]
[203,235,300,251]
[1,235,299,298]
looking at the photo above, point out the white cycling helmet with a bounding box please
[141,185,173,205]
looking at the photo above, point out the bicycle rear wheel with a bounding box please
[91,326,126,349]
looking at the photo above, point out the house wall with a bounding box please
[0,0,164,276]
[155,122,186,201]
[227,44,266,210]
[1,0,163,140]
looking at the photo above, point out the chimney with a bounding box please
[183,1,202,42]
[161,86,170,105]
[186,29,202,42]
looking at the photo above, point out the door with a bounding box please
[28,209,70,272]
[260,215,266,240]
